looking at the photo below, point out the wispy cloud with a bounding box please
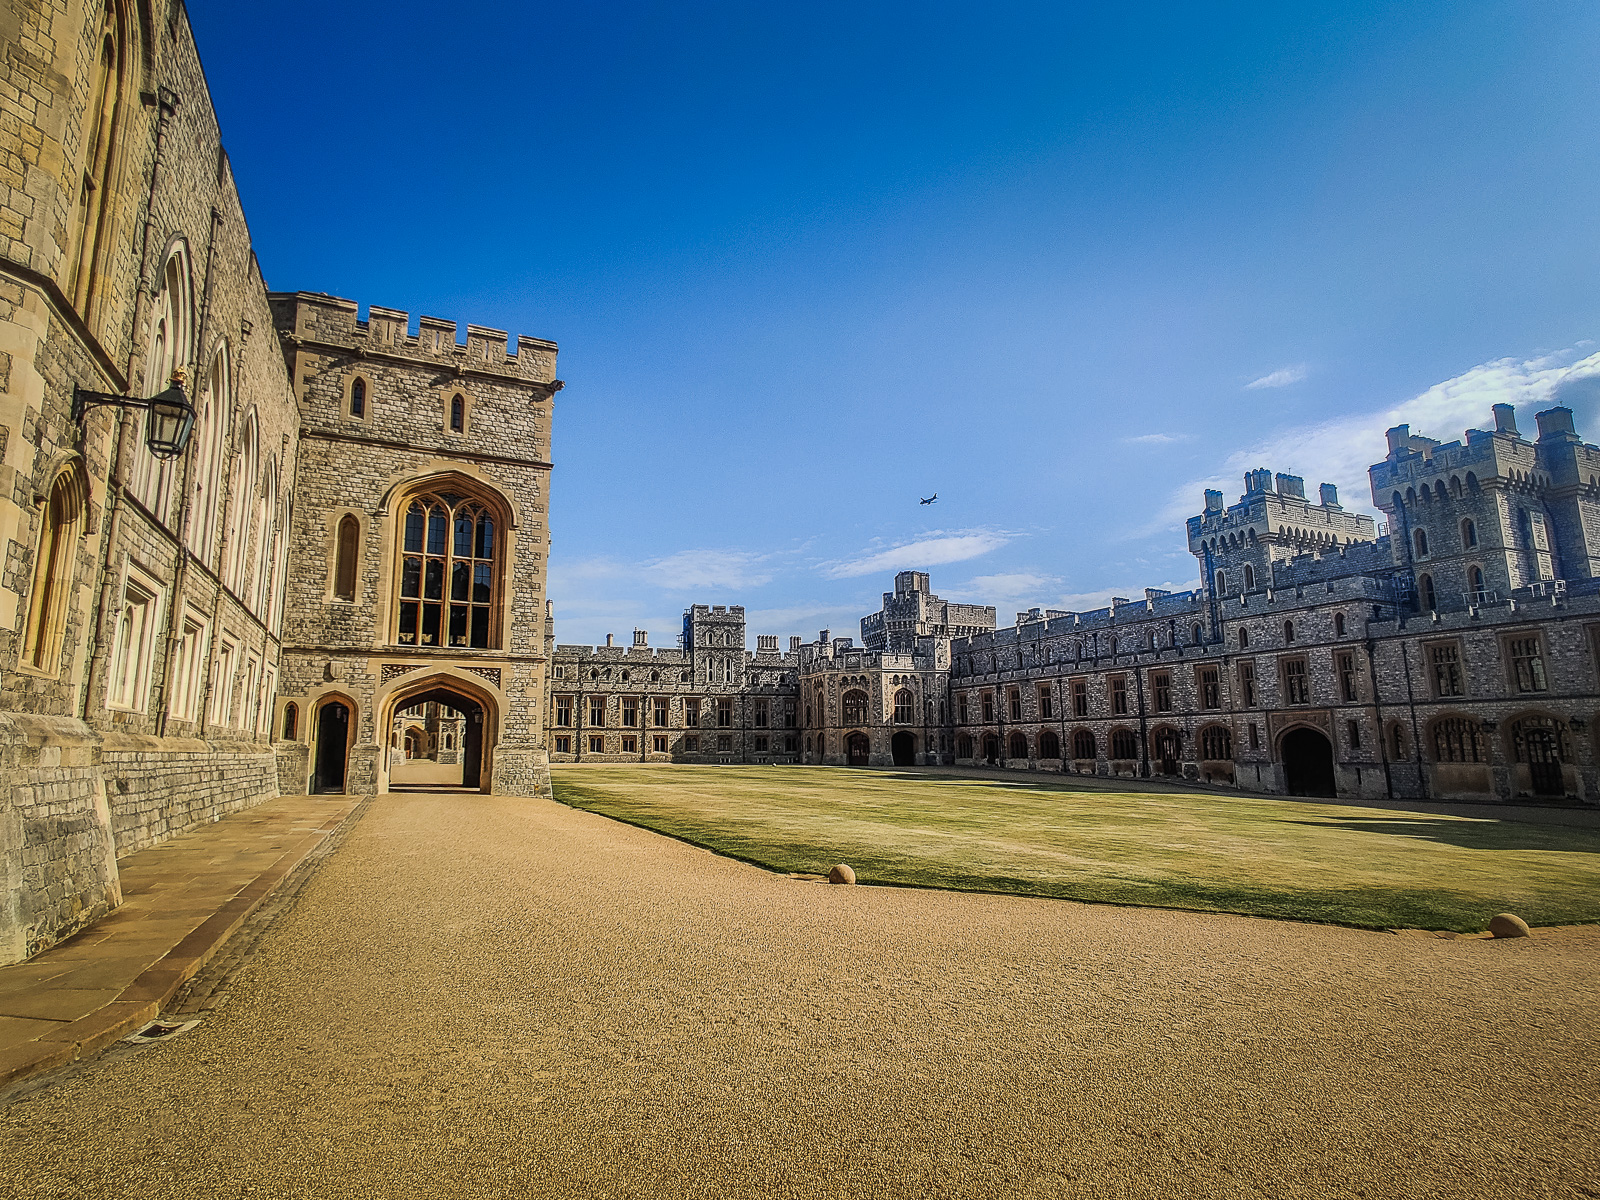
[1053,581,1195,612]
[1246,364,1308,390]
[1153,345,1600,534]
[820,529,1012,579]
[1122,432,1187,446]
[643,548,772,591]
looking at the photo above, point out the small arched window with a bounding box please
[282,702,298,741]
[1461,519,1477,548]
[1039,731,1060,759]
[1238,627,1249,649]
[1214,569,1225,596]
[334,514,360,601]
[450,394,465,432]
[1191,623,1203,645]
[1414,528,1429,558]
[1390,723,1407,761]
[1335,612,1346,636]
[22,467,86,673]
[1009,731,1029,759]
[1283,620,1294,643]
[350,377,366,418]
[1419,573,1437,612]
[1243,564,1255,590]
[1468,565,1485,598]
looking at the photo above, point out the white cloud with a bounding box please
[1246,364,1308,390]
[642,548,772,591]
[1153,345,1600,534]
[820,529,1012,579]
[1122,432,1187,446]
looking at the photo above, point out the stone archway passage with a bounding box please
[846,732,871,767]
[1282,727,1337,797]
[313,701,350,795]
[389,686,488,792]
[891,731,915,767]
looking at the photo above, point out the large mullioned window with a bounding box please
[396,491,498,649]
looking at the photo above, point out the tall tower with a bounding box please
[270,294,560,796]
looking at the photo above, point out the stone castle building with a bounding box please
[0,3,556,964]
[552,406,1600,810]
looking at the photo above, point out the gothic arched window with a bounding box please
[1243,564,1255,590]
[1072,729,1096,760]
[1461,518,1477,548]
[893,689,913,723]
[396,489,500,649]
[842,689,868,727]
[22,467,85,674]
[69,0,128,322]
[187,346,231,567]
[1419,573,1437,612]
[351,377,367,418]
[1414,528,1429,558]
[130,251,192,525]
[282,702,298,741]
[450,394,465,433]
[334,514,359,601]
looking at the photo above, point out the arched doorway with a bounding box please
[983,734,999,765]
[846,732,870,767]
[1282,727,1336,797]
[891,731,915,766]
[312,700,351,794]
[386,683,491,792]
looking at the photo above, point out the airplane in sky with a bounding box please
[920,493,937,505]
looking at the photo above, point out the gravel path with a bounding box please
[3,792,1596,1199]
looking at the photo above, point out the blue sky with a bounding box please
[191,1,1600,648]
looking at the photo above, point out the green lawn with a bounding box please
[551,765,1600,931]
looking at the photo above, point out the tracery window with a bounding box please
[1200,725,1232,761]
[1111,728,1138,759]
[1072,729,1095,760]
[893,689,914,723]
[842,689,868,727]
[1432,718,1485,763]
[396,491,498,648]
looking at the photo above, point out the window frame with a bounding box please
[106,563,166,713]
[392,486,506,650]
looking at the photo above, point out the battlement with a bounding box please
[267,292,559,382]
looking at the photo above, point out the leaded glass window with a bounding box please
[396,492,497,648]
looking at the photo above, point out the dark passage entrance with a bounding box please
[1282,727,1337,797]
[983,734,999,766]
[389,687,487,792]
[891,731,915,766]
[846,732,870,767]
[313,701,350,794]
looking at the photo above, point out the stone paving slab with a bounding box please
[0,793,361,1094]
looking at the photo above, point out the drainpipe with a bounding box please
[1365,633,1393,799]
[1398,638,1427,797]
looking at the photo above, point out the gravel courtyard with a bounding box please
[3,791,1596,1199]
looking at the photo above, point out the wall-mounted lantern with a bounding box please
[73,369,195,459]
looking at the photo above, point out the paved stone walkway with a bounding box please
[2,791,1598,1198]
[0,794,361,1092]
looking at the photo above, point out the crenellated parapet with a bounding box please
[268,292,560,385]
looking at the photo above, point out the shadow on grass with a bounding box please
[551,778,1593,932]
[1283,818,1600,854]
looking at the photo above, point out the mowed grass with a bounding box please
[551,765,1600,931]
